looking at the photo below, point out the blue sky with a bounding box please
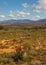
[0,0,46,21]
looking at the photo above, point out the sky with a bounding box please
[0,0,46,21]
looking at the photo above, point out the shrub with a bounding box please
[0,25,4,30]
[12,44,24,63]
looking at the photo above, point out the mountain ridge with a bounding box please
[0,19,46,25]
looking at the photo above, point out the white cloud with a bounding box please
[22,1,46,14]
[8,10,16,19]
[34,0,46,13]
[39,0,46,5]
[34,9,41,13]
[32,0,46,13]
[39,0,46,10]
[22,3,29,8]
[9,10,14,17]
[16,11,31,17]
[8,10,31,19]
[0,15,5,18]
[31,15,40,20]
[33,6,42,13]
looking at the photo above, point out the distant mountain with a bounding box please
[36,19,46,23]
[0,19,46,25]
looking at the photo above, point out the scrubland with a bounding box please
[0,25,46,65]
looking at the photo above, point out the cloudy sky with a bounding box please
[0,0,46,21]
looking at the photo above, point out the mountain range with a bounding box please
[0,19,46,25]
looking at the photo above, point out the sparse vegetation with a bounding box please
[0,24,46,65]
